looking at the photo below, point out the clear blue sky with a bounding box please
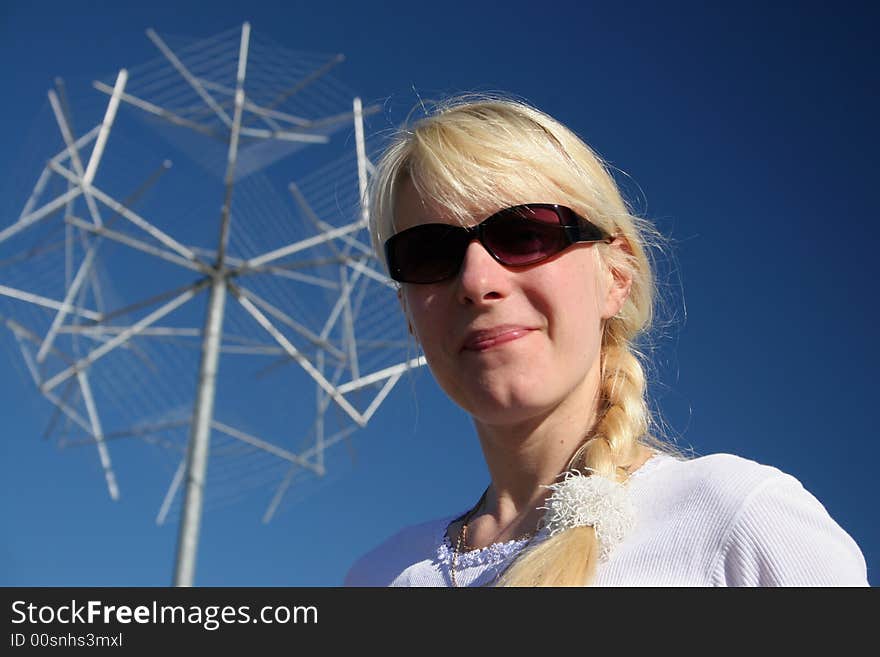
[1,0,877,586]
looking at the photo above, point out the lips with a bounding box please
[461,326,535,352]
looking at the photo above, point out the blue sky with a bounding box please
[1,1,877,586]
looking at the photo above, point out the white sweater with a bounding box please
[344,452,868,586]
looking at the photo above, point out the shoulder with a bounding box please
[637,452,790,510]
[343,513,455,587]
[661,452,868,586]
[657,450,779,480]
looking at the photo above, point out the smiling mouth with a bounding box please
[462,327,535,352]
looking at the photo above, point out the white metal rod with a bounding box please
[0,187,82,245]
[234,284,346,361]
[65,198,74,290]
[320,291,347,342]
[262,465,300,524]
[7,317,75,367]
[230,283,365,426]
[307,103,381,130]
[57,326,200,337]
[49,125,100,166]
[353,97,369,224]
[342,256,395,289]
[248,110,282,133]
[235,23,250,97]
[64,186,83,308]
[19,167,52,221]
[240,104,303,126]
[57,171,198,262]
[360,371,404,424]
[87,259,106,315]
[217,248,350,272]
[37,248,97,363]
[218,345,284,355]
[0,284,102,321]
[92,81,220,139]
[263,419,363,523]
[77,370,120,500]
[244,220,366,269]
[214,22,249,267]
[157,456,186,526]
[41,278,209,393]
[320,263,367,341]
[14,331,87,443]
[82,69,127,188]
[237,127,328,143]
[197,78,309,126]
[47,91,87,178]
[98,418,191,442]
[287,182,374,258]
[339,268,359,380]
[18,332,95,437]
[195,78,283,130]
[42,390,92,435]
[13,329,43,386]
[48,89,104,228]
[337,356,427,394]
[211,420,321,473]
[241,265,339,289]
[298,424,358,461]
[316,351,325,472]
[146,28,232,127]
[65,216,210,274]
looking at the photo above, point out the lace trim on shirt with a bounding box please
[436,451,670,570]
[436,526,548,569]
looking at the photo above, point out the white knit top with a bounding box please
[344,452,869,586]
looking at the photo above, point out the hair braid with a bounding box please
[496,331,650,586]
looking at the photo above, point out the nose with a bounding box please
[455,239,512,306]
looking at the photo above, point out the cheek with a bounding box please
[402,289,444,346]
[532,259,604,350]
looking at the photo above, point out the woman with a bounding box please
[344,96,868,586]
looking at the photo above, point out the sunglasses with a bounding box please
[384,203,613,284]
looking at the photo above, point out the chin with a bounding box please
[457,389,559,427]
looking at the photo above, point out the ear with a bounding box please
[397,287,416,337]
[600,238,634,320]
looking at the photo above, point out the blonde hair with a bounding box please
[369,94,678,586]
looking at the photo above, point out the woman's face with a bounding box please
[395,179,630,430]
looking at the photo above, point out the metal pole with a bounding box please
[172,271,227,587]
[172,21,250,588]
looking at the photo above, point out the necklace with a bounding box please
[449,487,539,587]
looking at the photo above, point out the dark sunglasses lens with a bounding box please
[388,224,468,283]
[484,207,569,265]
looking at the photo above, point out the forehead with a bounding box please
[392,178,457,233]
[392,175,568,235]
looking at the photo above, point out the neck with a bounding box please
[471,363,602,521]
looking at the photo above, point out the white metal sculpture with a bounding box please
[0,23,424,586]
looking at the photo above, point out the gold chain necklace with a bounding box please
[449,487,539,587]
[448,439,605,586]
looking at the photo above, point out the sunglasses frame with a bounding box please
[384,203,614,284]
